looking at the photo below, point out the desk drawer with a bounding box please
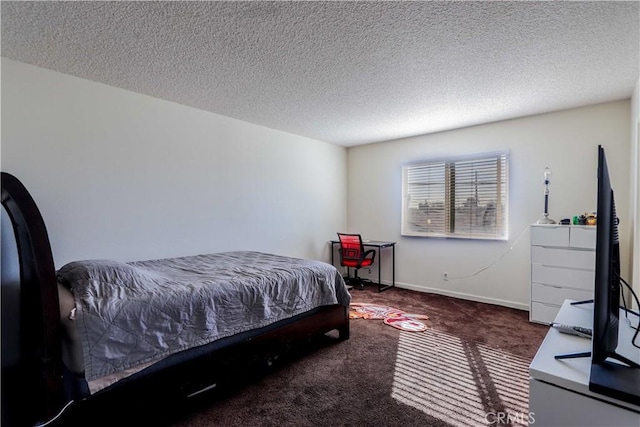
[532,282,593,306]
[531,246,595,270]
[531,264,594,291]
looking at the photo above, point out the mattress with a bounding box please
[56,251,350,393]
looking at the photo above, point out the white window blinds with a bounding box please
[402,152,509,240]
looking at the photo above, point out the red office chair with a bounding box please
[337,233,376,290]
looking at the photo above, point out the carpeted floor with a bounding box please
[161,287,548,427]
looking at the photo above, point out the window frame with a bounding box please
[401,151,509,241]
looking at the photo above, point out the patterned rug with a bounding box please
[349,303,429,332]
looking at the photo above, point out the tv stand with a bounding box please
[530,300,640,426]
[608,353,640,369]
[554,350,591,360]
[554,350,640,369]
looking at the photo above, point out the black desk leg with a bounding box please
[330,242,338,273]
[378,245,395,293]
[378,249,382,290]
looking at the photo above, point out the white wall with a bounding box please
[2,58,635,313]
[1,59,347,267]
[347,101,631,309]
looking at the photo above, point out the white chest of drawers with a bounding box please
[530,224,597,324]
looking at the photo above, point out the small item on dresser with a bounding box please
[560,218,571,225]
[586,212,597,226]
[578,215,587,225]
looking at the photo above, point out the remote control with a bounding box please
[551,323,592,339]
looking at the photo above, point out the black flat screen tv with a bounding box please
[588,145,639,405]
[592,144,622,365]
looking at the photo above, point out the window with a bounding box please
[402,151,509,240]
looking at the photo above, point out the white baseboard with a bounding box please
[372,279,529,312]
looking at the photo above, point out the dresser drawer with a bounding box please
[531,264,595,291]
[530,301,561,324]
[570,227,597,249]
[531,246,595,270]
[531,226,569,247]
[531,282,593,306]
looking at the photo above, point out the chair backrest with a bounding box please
[336,233,364,265]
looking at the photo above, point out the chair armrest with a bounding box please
[362,249,376,263]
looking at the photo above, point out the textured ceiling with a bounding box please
[2,1,639,147]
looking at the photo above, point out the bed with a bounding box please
[1,172,350,426]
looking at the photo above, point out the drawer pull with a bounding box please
[539,264,593,272]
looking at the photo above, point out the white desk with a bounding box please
[529,300,640,426]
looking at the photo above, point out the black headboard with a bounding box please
[1,172,64,425]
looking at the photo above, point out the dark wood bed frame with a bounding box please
[1,172,349,426]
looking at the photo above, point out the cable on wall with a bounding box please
[446,226,530,281]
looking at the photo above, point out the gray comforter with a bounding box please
[57,251,350,381]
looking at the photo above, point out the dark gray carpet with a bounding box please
[165,287,548,427]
